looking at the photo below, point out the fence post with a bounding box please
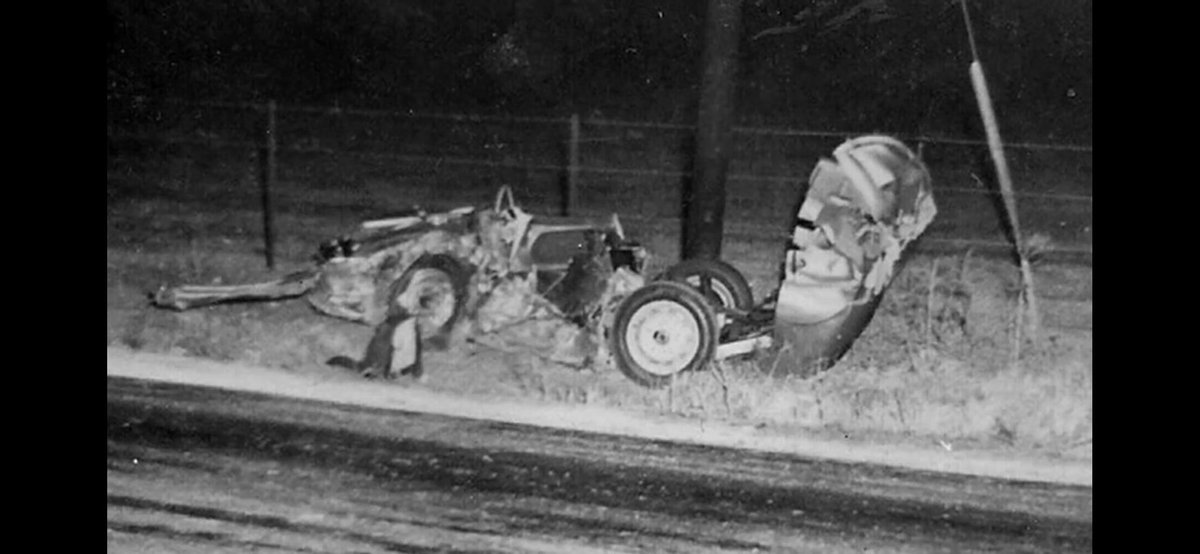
[261,100,278,270]
[565,113,580,216]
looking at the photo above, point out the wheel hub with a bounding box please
[625,300,701,377]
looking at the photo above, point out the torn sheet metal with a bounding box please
[772,136,936,375]
[776,135,936,326]
[151,269,320,311]
[307,226,484,325]
[150,186,650,373]
[471,241,647,368]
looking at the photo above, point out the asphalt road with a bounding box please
[107,377,1092,553]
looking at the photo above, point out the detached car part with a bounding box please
[771,135,935,375]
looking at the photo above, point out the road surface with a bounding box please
[107,376,1091,553]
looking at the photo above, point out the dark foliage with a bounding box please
[107,0,1090,140]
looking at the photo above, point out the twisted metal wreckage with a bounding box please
[153,135,936,387]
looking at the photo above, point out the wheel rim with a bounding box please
[395,269,456,337]
[684,275,736,309]
[624,299,702,377]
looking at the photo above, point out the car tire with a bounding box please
[610,281,718,388]
[386,254,471,350]
[662,259,754,311]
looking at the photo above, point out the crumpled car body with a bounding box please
[769,135,936,375]
[152,186,648,368]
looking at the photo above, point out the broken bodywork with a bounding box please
[770,135,936,374]
[153,186,649,374]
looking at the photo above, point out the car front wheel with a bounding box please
[610,281,718,388]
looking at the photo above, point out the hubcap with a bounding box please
[625,299,702,376]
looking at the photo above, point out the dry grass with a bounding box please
[109,241,1092,462]
[620,247,1093,457]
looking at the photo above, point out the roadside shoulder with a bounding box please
[106,346,1091,487]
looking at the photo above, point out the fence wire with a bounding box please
[108,97,1093,260]
[124,97,1094,153]
[107,132,1094,204]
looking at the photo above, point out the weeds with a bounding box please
[588,252,1092,455]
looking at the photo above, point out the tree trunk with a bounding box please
[684,0,743,261]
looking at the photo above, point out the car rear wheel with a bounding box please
[610,281,718,388]
[387,254,471,348]
[663,259,754,312]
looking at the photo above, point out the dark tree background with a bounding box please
[107,0,1091,141]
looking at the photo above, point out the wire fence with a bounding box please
[107,97,1093,262]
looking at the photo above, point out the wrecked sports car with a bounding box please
[153,185,650,377]
[152,135,935,387]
